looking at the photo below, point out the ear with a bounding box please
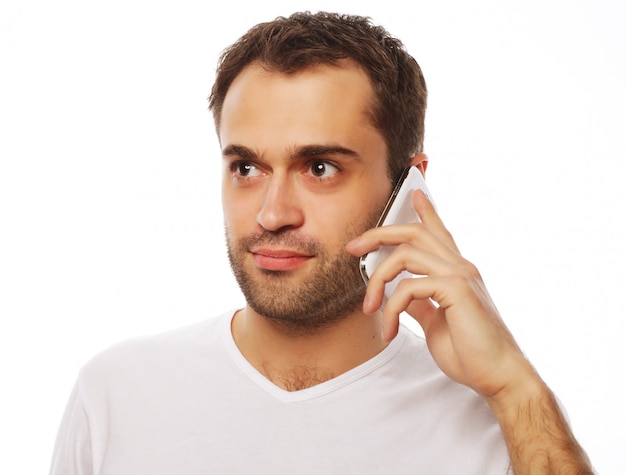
[410,153,428,176]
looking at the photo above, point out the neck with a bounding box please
[231,306,387,391]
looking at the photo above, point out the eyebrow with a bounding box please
[221,144,359,161]
[222,144,257,160]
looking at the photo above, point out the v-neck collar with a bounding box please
[220,310,408,403]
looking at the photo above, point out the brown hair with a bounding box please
[208,12,427,183]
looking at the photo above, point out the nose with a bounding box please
[256,175,304,232]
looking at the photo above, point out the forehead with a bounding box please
[219,61,378,145]
[226,59,374,100]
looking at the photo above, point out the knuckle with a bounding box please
[395,276,413,292]
[450,267,477,289]
[407,222,426,243]
[462,260,481,279]
[448,273,469,288]
[396,242,414,255]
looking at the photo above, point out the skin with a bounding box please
[346,195,593,472]
[220,60,409,385]
[219,60,593,472]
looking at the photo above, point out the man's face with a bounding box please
[220,61,392,333]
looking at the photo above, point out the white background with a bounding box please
[1,0,624,473]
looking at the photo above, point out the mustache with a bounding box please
[236,230,323,255]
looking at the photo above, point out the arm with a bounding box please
[346,190,593,474]
[50,382,93,475]
[488,374,593,474]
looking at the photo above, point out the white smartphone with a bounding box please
[359,166,435,299]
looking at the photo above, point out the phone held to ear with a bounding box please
[359,166,435,299]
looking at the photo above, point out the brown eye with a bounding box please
[231,161,260,177]
[308,161,339,179]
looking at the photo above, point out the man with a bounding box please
[50,12,593,474]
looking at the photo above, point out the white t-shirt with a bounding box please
[50,311,511,474]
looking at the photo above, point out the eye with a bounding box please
[307,160,340,179]
[230,161,261,178]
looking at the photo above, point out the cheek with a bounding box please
[222,181,259,223]
[222,196,253,240]
[314,202,381,247]
[351,195,389,234]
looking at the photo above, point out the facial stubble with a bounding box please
[225,210,381,335]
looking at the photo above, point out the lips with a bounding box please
[251,248,313,271]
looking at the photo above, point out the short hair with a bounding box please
[208,11,427,183]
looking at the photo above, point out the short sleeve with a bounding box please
[49,381,93,475]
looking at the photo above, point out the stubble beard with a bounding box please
[225,212,380,335]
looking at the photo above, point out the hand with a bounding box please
[347,190,595,472]
[346,190,536,400]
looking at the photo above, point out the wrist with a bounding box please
[485,364,548,423]
[486,367,594,473]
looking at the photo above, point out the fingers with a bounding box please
[346,190,460,262]
[347,189,530,397]
[360,243,466,313]
[379,288,438,341]
[412,189,460,254]
[378,273,476,342]
[351,218,479,320]
[345,188,478,342]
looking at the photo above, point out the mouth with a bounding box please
[250,248,314,272]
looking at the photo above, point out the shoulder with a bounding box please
[77,311,233,390]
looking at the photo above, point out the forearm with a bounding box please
[489,376,593,474]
